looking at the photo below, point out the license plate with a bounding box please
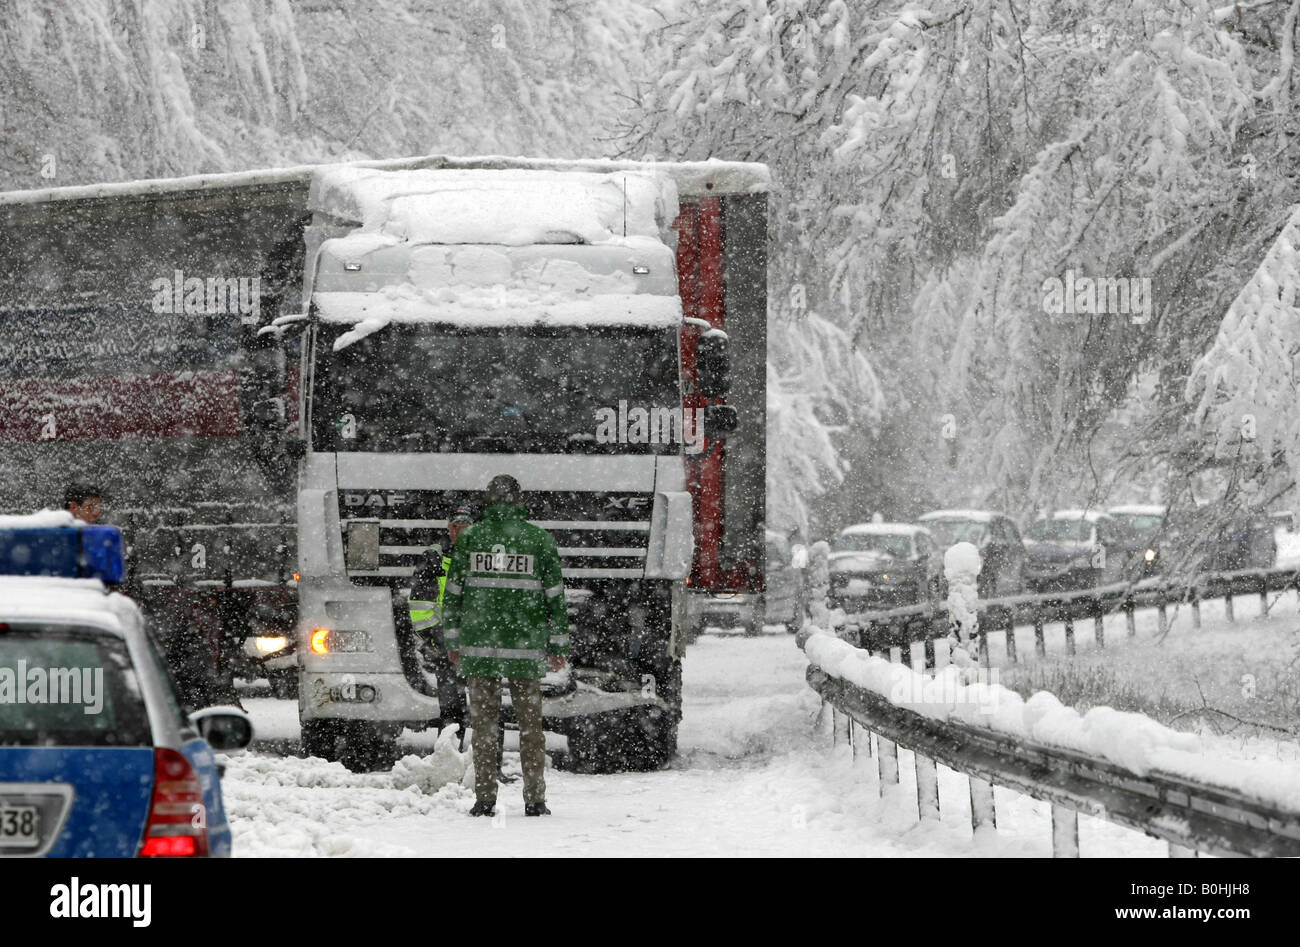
[0,803,40,848]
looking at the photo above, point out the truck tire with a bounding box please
[301,718,342,761]
[338,721,401,774]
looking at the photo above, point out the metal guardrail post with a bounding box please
[1033,610,1046,658]
[916,754,940,820]
[1093,604,1104,649]
[1051,804,1079,857]
[1259,574,1268,617]
[1004,609,1017,664]
[878,736,899,793]
[1191,589,1201,630]
[1157,594,1168,637]
[1224,591,1234,623]
[969,777,996,834]
[1124,596,1136,636]
[1064,615,1075,656]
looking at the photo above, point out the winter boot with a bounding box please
[524,802,550,817]
[469,800,495,817]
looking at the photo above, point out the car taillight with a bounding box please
[139,748,208,857]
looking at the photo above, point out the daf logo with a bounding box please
[344,492,407,508]
[605,496,650,510]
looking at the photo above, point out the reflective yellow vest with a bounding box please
[408,554,451,632]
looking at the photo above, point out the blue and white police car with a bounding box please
[0,512,252,857]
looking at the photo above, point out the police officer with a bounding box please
[408,507,474,744]
[443,474,568,817]
[64,484,105,524]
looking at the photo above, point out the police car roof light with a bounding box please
[0,524,126,583]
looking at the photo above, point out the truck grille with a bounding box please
[338,490,655,582]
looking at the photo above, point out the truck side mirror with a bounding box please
[703,404,738,438]
[696,329,730,399]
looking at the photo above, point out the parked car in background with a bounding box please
[1107,504,1167,577]
[1203,514,1278,572]
[1023,510,1131,592]
[0,515,253,857]
[828,523,943,610]
[917,510,1026,597]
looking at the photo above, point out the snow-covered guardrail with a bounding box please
[799,628,1300,857]
[842,565,1300,664]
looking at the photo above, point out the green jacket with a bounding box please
[442,502,569,679]
[408,554,451,632]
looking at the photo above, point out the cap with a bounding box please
[484,474,522,505]
[450,507,474,524]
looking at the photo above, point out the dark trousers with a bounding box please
[467,677,545,807]
[425,629,467,732]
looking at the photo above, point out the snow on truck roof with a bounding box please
[309,168,686,344]
[310,167,677,244]
[0,154,769,208]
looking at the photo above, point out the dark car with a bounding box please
[1204,515,1277,572]
[828,523,942,610]
[1022,510,1132,592]
[1107,505,1166,577]
[917,510,1026,598]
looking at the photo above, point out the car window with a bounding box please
[922,519,987,547]
[1028,518,1092,543]
[136,627,197,734]
[0,623,152,747]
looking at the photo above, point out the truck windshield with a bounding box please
[311,324,683,453]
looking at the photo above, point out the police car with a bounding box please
[0,512,252,857]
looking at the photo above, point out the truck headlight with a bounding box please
[1144,548,1157,562]
[309,629,373,654]
[345,520,381,571]
[255,635,289,654]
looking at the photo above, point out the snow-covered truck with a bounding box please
[0,155,768,773]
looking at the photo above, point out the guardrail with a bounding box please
[800,631,1300,857]
[839,565,1300,664]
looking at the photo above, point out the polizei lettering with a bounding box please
[49,877,152,927]
[472,551,535,574]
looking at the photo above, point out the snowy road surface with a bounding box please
[219,628,1290,857]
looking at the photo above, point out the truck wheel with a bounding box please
[301,719,342,761]
[268,669,297,700]
[338,721,401,774]
[566,706,678,773]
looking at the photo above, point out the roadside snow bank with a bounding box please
[804,631,1300,808]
